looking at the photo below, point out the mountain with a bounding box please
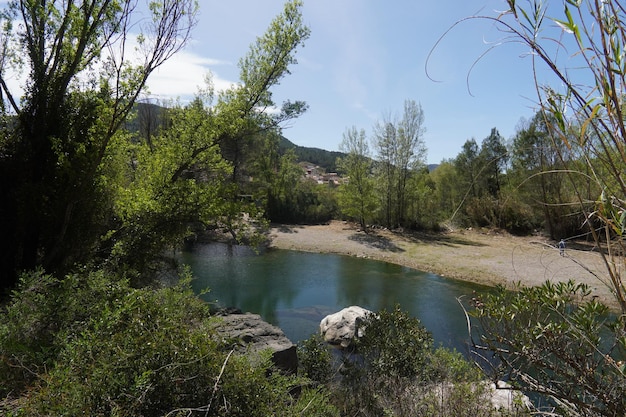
[280,137,441,174]
[279,136,346,173]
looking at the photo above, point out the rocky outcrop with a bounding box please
[319,305,372,348]
[213,311,297,374]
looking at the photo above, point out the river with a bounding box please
[181,243,489,353]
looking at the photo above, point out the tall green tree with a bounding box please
[479,127,508,198]
[337,126,377,229]
[266,147,305,223]
[373,120,398,228]
[109,0,311,271]
[396,100,427,226]
[0,0,197,290]
[405,166,438,230]
[454,138,481,201]
[510,112,570,237]
[108,96,238,274]
[373,99,426,228]
[430,160,463,221]
[216,0,310,185]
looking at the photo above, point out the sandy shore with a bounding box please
[269,221,620,310]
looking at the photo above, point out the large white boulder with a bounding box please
[320,305,372,348]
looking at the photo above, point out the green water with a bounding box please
[182,243,489,352]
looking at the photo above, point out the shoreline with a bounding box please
[268,221,619,310]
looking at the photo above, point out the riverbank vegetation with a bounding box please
[0,0,625,415]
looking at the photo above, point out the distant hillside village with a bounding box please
[301,162,345,185]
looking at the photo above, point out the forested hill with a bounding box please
[278,136,345,173]
[279,136,440,172]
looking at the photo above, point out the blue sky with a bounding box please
[0,0,559,164]
[145,0,554,164]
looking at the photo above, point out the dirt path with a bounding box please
[269,221,619,310]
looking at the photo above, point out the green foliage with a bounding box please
[445,2,626,414]
[254,136,337,224]
[372,100,427,229]
[107,98,241,276]
[356,306,434,379]
[500,0,626,311]
[472,280,626,416]
[0,0,197,289]
[0,269,338,416]
[479,128,508,198]
[297,333,334,384]
[15,282,219,416]
[217,0,309,184]
[496,190,538,235]
[337,126,378,228]
[430,160,463,221]
[405,168,441,230]
[0,269,130,397]
[0,1,331,415]
[305,306,529,417]
[428,346,483,383]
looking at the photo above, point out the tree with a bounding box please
[373,119,398,228]
[108,96,238,274]
[509,112,572,238]
[337,126,377,229]
[373,99,426,228]
[405,166,439,230]
[454,138,481,200]
[430,160,463,221]
[0,0,198,290]
[396,100,427,226]
[265,147,306,223]
[0,0,311,289]
[216,0,310,185]
[110,0,311,271]
[479,127,508,198]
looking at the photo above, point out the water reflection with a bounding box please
[181,243,489,352]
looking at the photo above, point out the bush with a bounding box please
[298,333,334,384]
[1,269,339,416]
[0,269,130,398]
[297,305,531,417]
[472,280,626,416]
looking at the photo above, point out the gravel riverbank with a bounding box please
[268,221,619,310]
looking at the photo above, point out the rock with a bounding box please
[320,305,372,348]
[214,312,297,374]
[488,381,532,411]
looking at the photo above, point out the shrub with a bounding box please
[301,305,531,417]
[0,269,130,398]
[472,280,626,416]
[298,333,334,384]
[1,268,339,416]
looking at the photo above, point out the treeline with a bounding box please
[266,108,596,241]
[124,99,592,242]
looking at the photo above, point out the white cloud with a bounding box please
[144,49,237,99]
